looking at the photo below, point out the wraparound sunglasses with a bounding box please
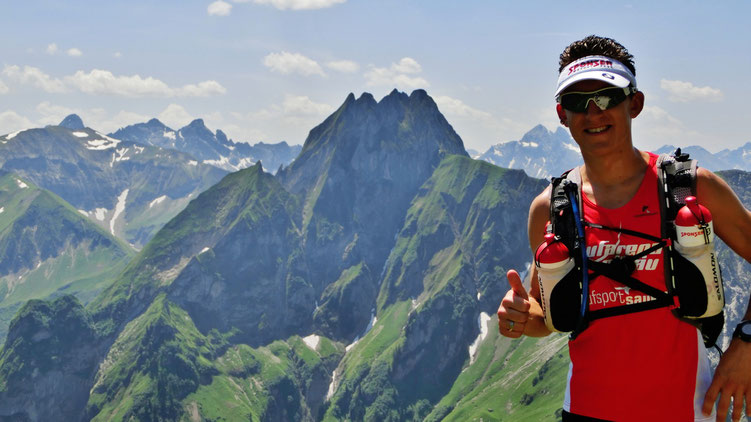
[557,86,638,113]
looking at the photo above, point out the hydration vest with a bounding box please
[539,149,725,348]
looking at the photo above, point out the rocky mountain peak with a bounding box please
[181,119,214,139]
[145,118,169,130]
[187,118,207,129]
[59,114,85,130]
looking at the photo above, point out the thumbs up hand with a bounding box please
[497,269,530,338]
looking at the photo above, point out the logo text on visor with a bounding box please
[567,59,614,75]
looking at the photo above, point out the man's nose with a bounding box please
[584,98,605,115]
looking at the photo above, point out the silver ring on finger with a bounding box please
[508,320,515,331]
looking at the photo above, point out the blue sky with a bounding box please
[1,1,749,153]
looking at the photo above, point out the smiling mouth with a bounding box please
[585,125,610,134]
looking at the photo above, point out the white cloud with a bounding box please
[3,64,225,98]
[208,0,233,16]
[364,58,429,91]
[0,110,35,134]
[433,96,492,120]
[67,48,83,57]
[177,80,227,97]
[158,104,195,129]
[90,110,151,133]
[65,69,226,97]
[237,0,346,11]
[2,65,67,93]
[660,79,723,103]
[35,101,77,126]
[391,57,421,74]
[263,52,325,77]
[326,60,359,73]
[0,79,8,95]
[632,105,704,150]
[113,52,123,59]
[66,69,171,97]
[282,95,334,115]
[46,43,59,55]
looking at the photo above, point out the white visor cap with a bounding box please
[555,55,637,97]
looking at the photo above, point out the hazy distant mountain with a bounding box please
[479,128,751,178]
[656,143,751,172]
[109,118,301,173]
[0,116,227,248]
[477,124,582,179]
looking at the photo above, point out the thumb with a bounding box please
[507,269,529,300]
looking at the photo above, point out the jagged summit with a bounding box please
[59,114,85,130]
[187,118,207,128]
[145,118,169,129]
[279,88,468,196]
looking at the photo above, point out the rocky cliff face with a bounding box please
[278,89,468,339]
[714,170,751,350]
[0,296,103,421]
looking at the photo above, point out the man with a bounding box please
[497,35,751,422]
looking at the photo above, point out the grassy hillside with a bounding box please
[0,173,133,345]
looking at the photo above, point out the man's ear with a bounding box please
[630,91,645,118]
[556,104,568,127]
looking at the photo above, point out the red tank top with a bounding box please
[565,153,713,421]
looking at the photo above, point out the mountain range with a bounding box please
[475,125,751,179]
[109,117,301,174]
[0,89,750,421]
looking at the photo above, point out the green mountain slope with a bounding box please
[323,155,547,420]
[0,172,134,345]
[90,162,301,338]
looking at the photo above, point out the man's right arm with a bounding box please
[497,187,553,338]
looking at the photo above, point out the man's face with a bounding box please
[558,80,644,154]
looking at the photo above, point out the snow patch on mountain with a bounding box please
[149,195,167,208]
[86,137,121,151]
[94,208,107,221]
[5,130,22,140]
[72,131,89,138]
[15,178,28,189]
[303,334,320,351]
[110,147,130,167]
[110,189,129,235]
[345,310,377,352]
[327,369,340,401]
[468,312,491,365]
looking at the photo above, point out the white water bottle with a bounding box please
[536,233,575,332]
[673,196,724,318]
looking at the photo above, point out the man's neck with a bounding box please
[579,146,650,209]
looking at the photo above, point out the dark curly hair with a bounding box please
[559,35,636,76]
